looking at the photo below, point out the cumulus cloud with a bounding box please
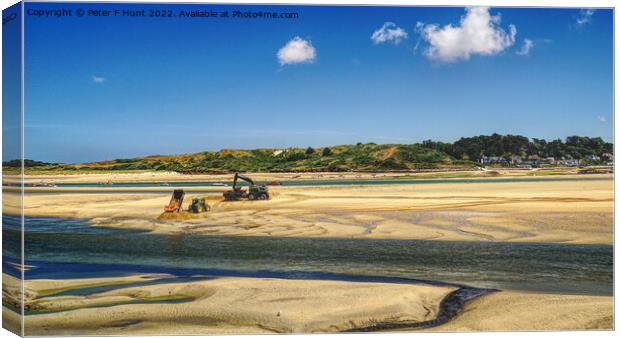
[277,37,316,65]
[416,7,517,63]
[92,75,105,83]
[598,116,608,124]
[371,22,408,44]
[516,39,534,56]
[576,9,595,26]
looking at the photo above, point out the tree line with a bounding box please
[420,134,613,161]
[4,134,613,173]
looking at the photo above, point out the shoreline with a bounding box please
[5,168,612,185]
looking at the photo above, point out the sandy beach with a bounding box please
[16,168,573,184]
[428,291,613,331]
[5,273,456,335]
[3,272,612,335]
[7,173,613,244]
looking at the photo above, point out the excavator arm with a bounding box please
[231,173,254,190]
[236,174,255,186]
[224,173,268,201]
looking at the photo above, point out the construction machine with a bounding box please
[163,190,209,214]
[188,198,210,213]
[223,173,269,201]
[164,189,185,212]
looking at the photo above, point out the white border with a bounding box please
[11,0,619,7]
[0,1,616,338]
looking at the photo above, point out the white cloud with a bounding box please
[92,75,105,83]
[416,7,517,63]
[516,39,534,56]
[598,116,608,123]
[371,22,408,44]
[277,37,316,65]
[576,9,595,26]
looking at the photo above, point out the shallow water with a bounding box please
[21,296,194,316]
[2,215,613,296]
[42,176,611,188]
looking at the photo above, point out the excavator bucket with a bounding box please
[164,189,185,212]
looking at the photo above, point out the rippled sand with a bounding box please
[9,175,614,244]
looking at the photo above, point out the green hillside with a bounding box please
[27,143,465,174]
[5,135,613,174]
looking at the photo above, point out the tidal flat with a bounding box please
[2,173,614,334]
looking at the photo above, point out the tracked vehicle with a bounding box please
[223,173,269,201]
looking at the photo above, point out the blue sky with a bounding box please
[3,2,22,162]
[23,3,613,163]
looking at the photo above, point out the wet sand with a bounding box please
[8,174,614,244]
[17,169,571,185]
[3,273,612,334]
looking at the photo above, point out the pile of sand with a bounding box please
[157,211,209,220]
